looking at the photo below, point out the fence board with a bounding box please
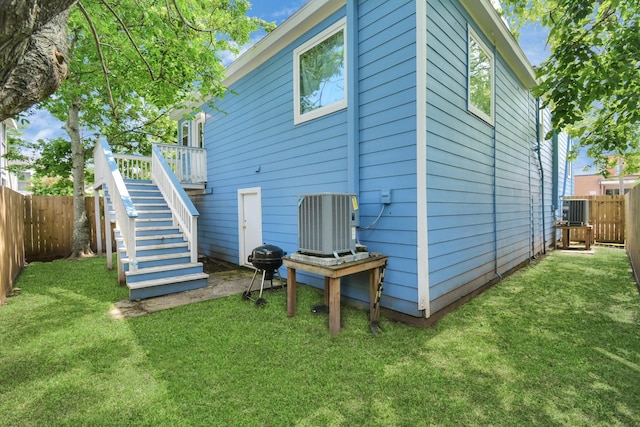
[0,187,25,304]
[626,187,640,285]
[23,196,110,262]
[563,195,625,244]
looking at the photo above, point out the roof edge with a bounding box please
[460,0,538,89]
[170,0,345,120]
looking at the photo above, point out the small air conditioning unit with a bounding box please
[562,199,589,226]
[298,193,359,257]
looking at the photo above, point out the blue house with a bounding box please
[159,0,572,321]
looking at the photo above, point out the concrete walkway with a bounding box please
[110,267,258,319]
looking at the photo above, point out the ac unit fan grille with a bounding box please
[298,193,357,256]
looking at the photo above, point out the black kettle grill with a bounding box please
[243,244,286,306]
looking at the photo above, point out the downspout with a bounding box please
[529,96,534,259]
[347,0,359,195]
[535,97,547,254]
[416,0,430,316]
[492,43,500,281]
[561,136,571,199]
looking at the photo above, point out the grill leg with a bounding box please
[247,269,259,293]
[258,270,267,299]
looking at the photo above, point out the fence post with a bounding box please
[94,193,102,254]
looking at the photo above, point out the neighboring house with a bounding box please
[574,171,639,196]
[171,0,572,321]
[0,118,18,190]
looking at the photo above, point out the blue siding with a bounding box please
[426,0,546,312]
[356,0,419,316]
[186,0,564,319]
[194,7,350,265]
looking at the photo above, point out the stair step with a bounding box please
[135,235,186,246]
[136,226,181,236]
[136,210,172,218]
[133,202,167,212]
[130,196,164,201]
[129,273,209,290]
[121,252,192,270]
[135,218,174,227]
[119,242,189,257]
[128,190,162,197]
[136,233,184,241]
[125,262,204,283]
[128,273,209,300]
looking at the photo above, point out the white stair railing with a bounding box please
[155,143,207,184]
[151,145,200,263]
[113,153,152,180]
[94,139,139,271]
[111,145,207,185]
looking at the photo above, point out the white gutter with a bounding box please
[416,0,430,316]
[460,0,538,89]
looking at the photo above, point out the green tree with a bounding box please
[39,0,272,257]
[500,0,640,175]
[4,133,88,196]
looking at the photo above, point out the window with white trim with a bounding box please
[293,19,347,124]
[180,113,205,147]
[468,25,494,125]
[181,122,189,146]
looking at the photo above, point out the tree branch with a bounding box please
[76,1,118,119]
[171,0,222,33]
[99,0,158,81]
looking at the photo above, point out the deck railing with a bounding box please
[156,143,207,184]
[151,145,199,263]
[113,153,152,181]
[94,140,139,272]
[112,144,206,185]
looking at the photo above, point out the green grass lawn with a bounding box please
[1,248,639,426]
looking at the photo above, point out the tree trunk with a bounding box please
[0,0,77,121]
[65,97,93,258]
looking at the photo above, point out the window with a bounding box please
[180,113,205,147]
[468,25,494,124]
[181,122,189,146]
[293,19,347,124]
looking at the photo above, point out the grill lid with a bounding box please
[247,244,286,271]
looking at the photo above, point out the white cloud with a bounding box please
[22,109,66,142]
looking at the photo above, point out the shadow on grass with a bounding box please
[1,249,638,425]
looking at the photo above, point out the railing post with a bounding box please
[191,216,198,263]
[103,189,112,270]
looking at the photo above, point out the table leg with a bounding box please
[585,227,591,250]
[287,267,296,317]
[369,268,379,322]
[323,277,330,305]
[563,228,569,248]
[328,277,341,335]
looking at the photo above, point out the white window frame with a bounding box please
[293,18,347,125]
[194,112,205,148]
[467,25,495,125]
[181,121,190,146]
[180,113,205,147]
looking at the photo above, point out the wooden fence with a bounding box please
[0,187,25,304]
[626,187,640,286]
[24,195,109,262]
[563,195,626,244]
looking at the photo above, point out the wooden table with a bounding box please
[283,254,388,335]
[555,225,593,250]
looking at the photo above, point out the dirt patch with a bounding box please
[200,257,243,274]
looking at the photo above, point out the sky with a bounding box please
[22,1,561,166]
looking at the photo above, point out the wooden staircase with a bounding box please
[109,179,209,300]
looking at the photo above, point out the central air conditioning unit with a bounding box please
[298,193,359,257]
[562,199,590,226]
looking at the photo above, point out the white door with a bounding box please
[238,188,263,267]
